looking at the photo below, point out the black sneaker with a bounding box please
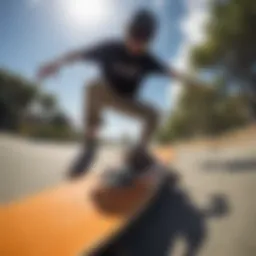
[103,166,137,188]
[125,146,156,173]
[68,140,97,179]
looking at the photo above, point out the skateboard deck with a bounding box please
[0,147,173,256]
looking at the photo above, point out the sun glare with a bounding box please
[64,0,110,26]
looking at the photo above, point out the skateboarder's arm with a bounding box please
[168,67,205,88]
[36,40,110,81]
[55,49,86,65]
[36,48,88,81]
[149,56,205,88]
[37,40,113,81]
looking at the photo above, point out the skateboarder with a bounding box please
[37,9,194,180]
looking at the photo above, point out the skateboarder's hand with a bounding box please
[169,69,205,89]
[37,61,61,81]
[187,79,205,89]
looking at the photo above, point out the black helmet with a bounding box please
[128,9,158,42]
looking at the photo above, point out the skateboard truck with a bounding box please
[99,148,158,188]
[90,147,169,214]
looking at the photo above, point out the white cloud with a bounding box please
[169,0,210,110]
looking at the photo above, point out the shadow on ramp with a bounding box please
[95,177,229,256]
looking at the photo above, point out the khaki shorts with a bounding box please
[84,80,159,143]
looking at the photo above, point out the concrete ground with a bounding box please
[1,134,256,256]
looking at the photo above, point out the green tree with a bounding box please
[0,69,38,130]
[0,68,76,141]
[157,81,249,143]
[40,94,57,114]
[191,0,256,117]
[50,112,70,128]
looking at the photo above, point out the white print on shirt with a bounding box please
[113,63,141,78]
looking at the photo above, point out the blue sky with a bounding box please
[0,0,209,139]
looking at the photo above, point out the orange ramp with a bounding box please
[0,147,174,256]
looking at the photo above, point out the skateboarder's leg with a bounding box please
[133,102,159,148]
[102,97,160,186]
[111,98,160,169]
[69,81,104,178]
[106,96,160,147]
[127,104,160,170]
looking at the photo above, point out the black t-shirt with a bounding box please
[83,40,168,98]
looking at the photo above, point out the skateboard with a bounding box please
[0,147,174,256]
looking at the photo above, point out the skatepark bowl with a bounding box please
[1,135,256,256]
